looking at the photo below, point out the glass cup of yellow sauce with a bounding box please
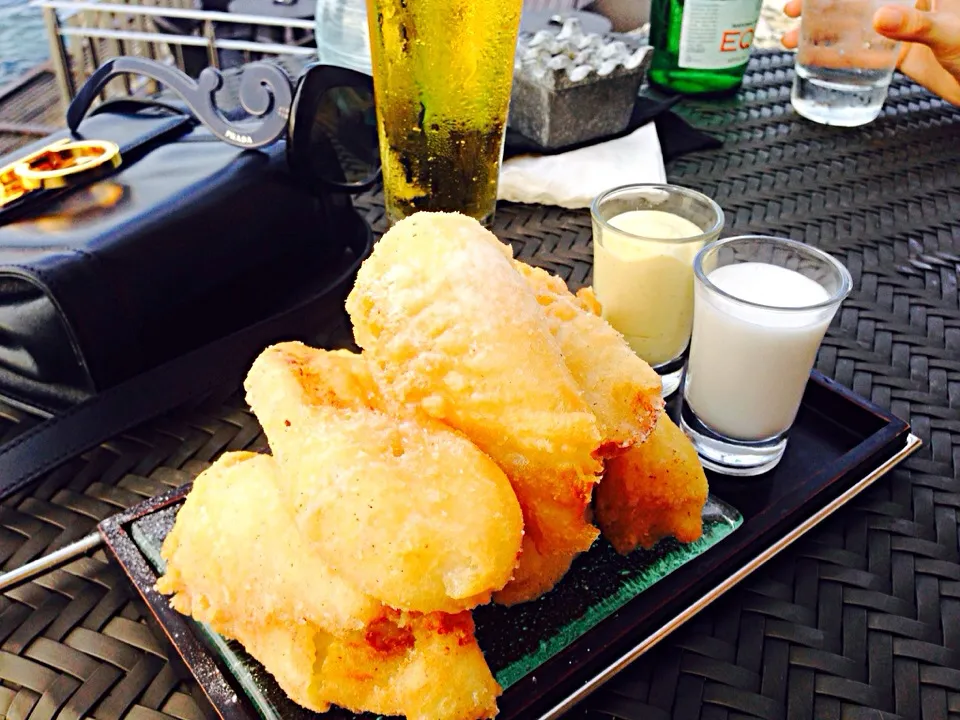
[591,183,724,397]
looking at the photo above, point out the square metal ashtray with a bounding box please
[510,19,652,150]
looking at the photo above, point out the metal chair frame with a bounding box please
[32,0,316,106]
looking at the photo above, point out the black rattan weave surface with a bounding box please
[0,50,956,719]
[575,52,960,720]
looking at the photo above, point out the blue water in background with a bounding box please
[0,0,49,87]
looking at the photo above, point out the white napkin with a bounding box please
[497,122,667,209]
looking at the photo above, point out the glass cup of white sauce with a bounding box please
[591,184,724,398]
[681,235,853,476]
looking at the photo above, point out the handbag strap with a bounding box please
[0,218,372,501]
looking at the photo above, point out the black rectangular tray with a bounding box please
[100,370,920,720]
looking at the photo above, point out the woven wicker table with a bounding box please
[0,50,957,720]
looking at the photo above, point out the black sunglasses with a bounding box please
[66,57,381,194]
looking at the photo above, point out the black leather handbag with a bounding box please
[0,59,378,499]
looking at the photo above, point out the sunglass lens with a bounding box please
[309,84,379,188]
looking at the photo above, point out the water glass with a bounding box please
[681,236,852,476]
[591,184,724,398]
[791,0,908,127]
[315,0,372,75]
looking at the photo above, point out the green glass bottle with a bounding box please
[648,0,764,95]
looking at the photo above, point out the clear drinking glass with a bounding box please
[591,184,724,397]
[791,0,909,127]
[315,0,372,75]
[365,0,523,226]
[681,236,852,476]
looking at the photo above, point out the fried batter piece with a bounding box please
[228,618,332,713]
[345,213,604,599]
[244,342,524,614]
[512,260,664,456]
[157,453,500,720]
[346,212,602,482]
[595,414,708,554]
[468,240,663,602]
[492,535,580,606]
[229,612,500,720]
[157,451,382,635]
[322,611,500,720]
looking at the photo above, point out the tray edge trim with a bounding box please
[536,432,923,720]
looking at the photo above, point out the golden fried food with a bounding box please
[492,535,579,606]
[491,466,599,605]
[345,212,604,603]
[244,342,524,614]
[157,452,499,720]
[512,260,664,456]
[346,212,602,481]
[321,611,499,720]
[595,414,708,554]
[157,451,383,635]
[224,612,499,720]
[574,286,602,315]
[228,618,333,713]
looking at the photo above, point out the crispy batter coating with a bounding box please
[157,451,382,635]
[512,261,664,456]
[230,612,499,720]
[321,611,500,720]
[244,342,524,614]
[157,452,499,720]
[595,414,708,554]
[492,535,579,606]
[345,212,604,602]
[574,286,602,315]
[474,241,662,603]
[227,618,333,713]
[346,212,602,482]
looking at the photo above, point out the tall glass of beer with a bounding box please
[365,0,523,226]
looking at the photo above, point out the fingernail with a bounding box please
[874,6,908,32]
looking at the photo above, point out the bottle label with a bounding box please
[678,0,763,70]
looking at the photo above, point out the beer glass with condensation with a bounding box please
[365,0,523,226]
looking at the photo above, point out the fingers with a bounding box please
[872,5,917,35]
[781,0,960,106]
[874,5,960,105]
[873,5,960,60]
[782,0,802,48]
[897,44,960,103]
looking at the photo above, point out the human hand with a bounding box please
[783,0,960,105]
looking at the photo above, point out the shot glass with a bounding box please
[591,184,724,398]
[791,0,910,127]
[681,236,853,476]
